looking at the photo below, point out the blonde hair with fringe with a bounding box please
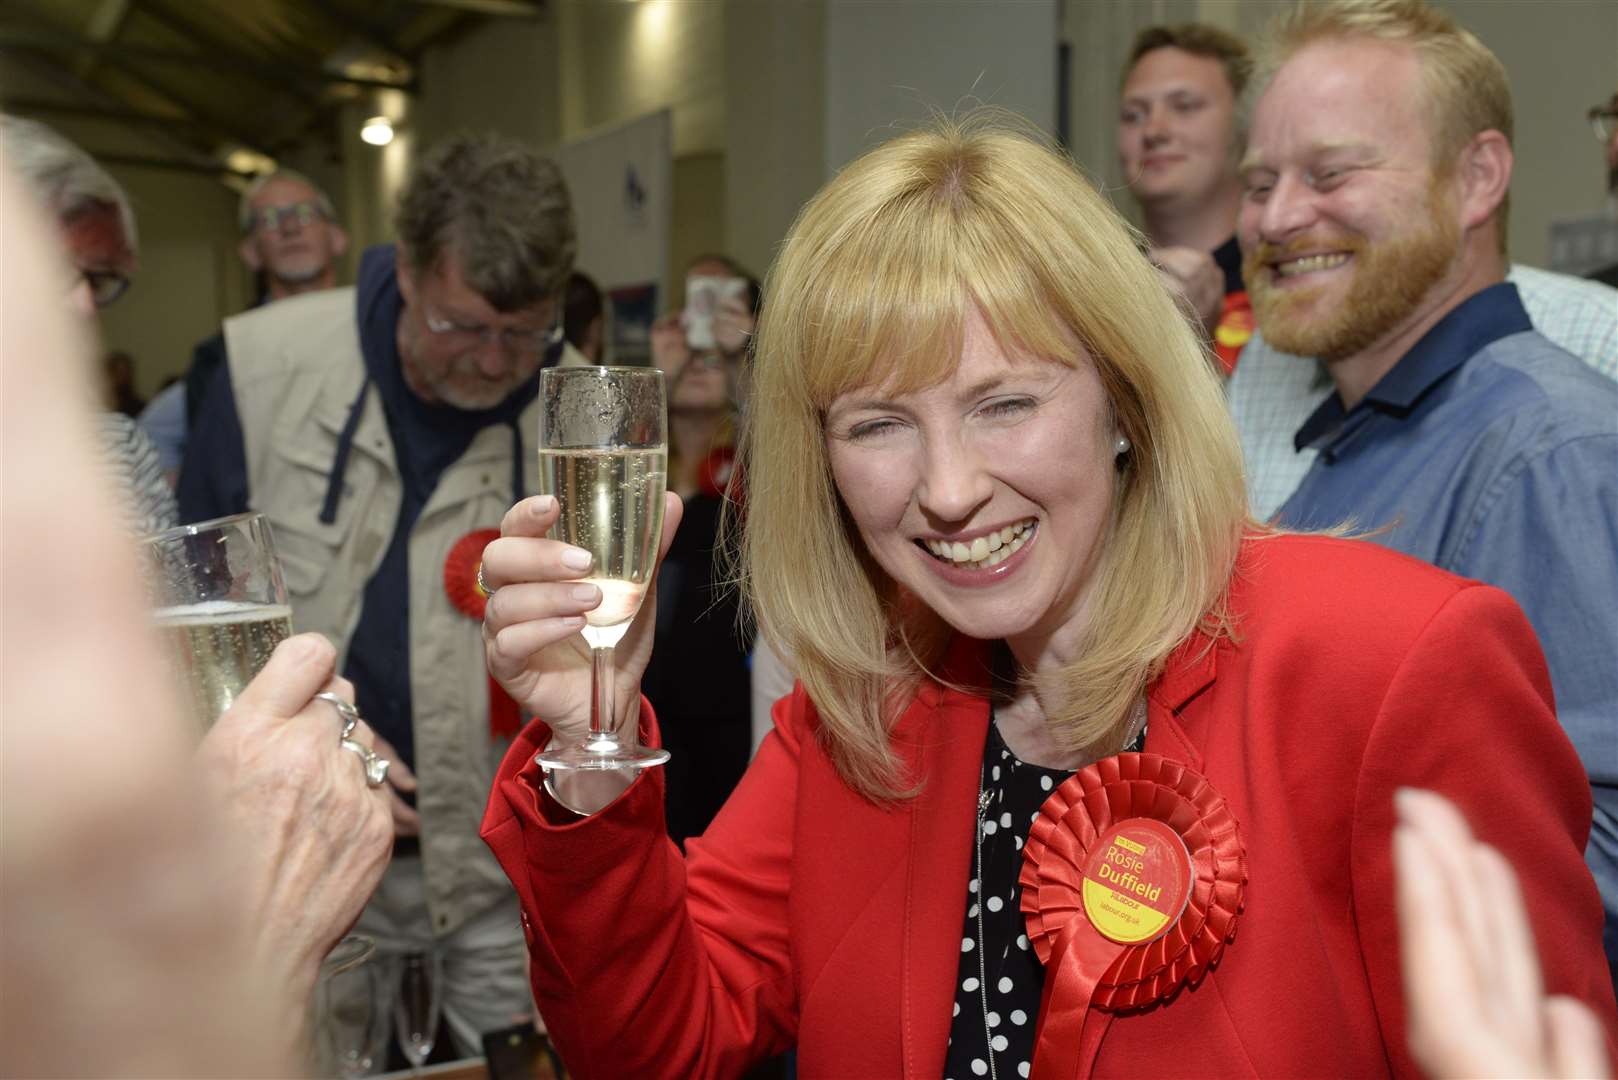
[1252,0,1513,253]
[733,112,1249,802]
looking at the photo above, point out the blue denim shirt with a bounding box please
[1278,283,1618,981]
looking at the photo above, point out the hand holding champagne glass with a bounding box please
[145,512,292,731]
[535,366,670,771]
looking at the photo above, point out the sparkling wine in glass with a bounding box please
[391,950,443,1074]
[144,512,292,732]
[534,366,669,771]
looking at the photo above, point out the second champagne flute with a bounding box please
[144,512,292,733]
[534,366,669,771]
[390,949,442,1076]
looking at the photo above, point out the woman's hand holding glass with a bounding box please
[197,633,395,1057]
[481,492,684,809]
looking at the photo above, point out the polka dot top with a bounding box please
[942,716,1146,1080]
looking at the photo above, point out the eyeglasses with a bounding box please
[82,268,130,308]
[246,201,328,234]
[421,299,564,356]
[1590,104,1618,143]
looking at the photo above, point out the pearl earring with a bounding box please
[1115,435,1131,456]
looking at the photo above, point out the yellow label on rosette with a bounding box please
[1079,818,1193,945]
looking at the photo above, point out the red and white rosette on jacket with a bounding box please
[1017,752,1246,1079]
[444,528,523,741]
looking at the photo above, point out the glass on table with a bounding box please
[389,949,443,1074]
[143,512,291,732]
[313,935,387,1079]
[534,366,670,772]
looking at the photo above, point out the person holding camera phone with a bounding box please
[643,254,761,844]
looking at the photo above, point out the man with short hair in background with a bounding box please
[1118,23,1255,371]
[1238,0,1618,983]
[148,170,350,474]
[179,132,591,1051]
[0,115,175,536]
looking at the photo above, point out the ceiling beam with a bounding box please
[0,27,416,93]
[394,8,474,58]
[85,55,287,158]
[408,0,543,18]
[0,42,283,166]
[132,0,323,106]
[290,0,410,65]
[92,151,257,179]
[74,0,135,81]
[0,47,222,163]
[2,96,211,134]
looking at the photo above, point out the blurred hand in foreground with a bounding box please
[1395,787,1612,1079]
[198,633,394,1016]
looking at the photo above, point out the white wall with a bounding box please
[671,150,726,290]
[825,0,1059,171]
[558,0,725,158]
[723,0,826,282]
[553,0,729,297]
[416,16,562,153]
[1438,0,1618,268]
[97,163,244,392]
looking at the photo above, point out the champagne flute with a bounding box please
[144,512,291,732]
[314,935,387,1079]
[391,949,443,1074]
[534,366,670,771]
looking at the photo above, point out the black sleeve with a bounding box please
[176,359,250,522]
[183,331,228,429]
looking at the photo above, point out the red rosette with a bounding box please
[443,528,521,740]
[445,528,501,620]
[1019,752,1246,1012]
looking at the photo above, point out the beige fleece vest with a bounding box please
[226,287,589,937]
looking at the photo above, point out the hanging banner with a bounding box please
[554,109,672,365]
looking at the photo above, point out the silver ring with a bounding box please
[476,561,491,596]
[315,692,360,741]
[340,737,390,788]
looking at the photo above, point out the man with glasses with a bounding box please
[1589,90,1618,288]
[236,170,349,301]
[166,171,351,474]
[179,131,587,1054]
[0,115,173,536]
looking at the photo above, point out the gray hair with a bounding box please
[236,168,338,234]
[395,132,576,312]
[0,114,138,252]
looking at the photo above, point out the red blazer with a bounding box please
[482,534,1617,1079]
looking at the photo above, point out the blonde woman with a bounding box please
[478,115,1615,1078]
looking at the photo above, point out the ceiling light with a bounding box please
[360,116,394,147]
[223,147,276,176]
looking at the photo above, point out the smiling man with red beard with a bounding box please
[1239,0,1618,990]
